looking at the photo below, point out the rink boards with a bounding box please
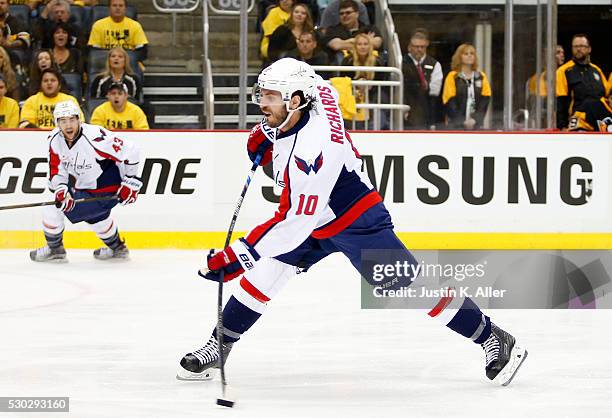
[1,129,611,249]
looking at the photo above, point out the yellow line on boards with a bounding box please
[2,231,612,250]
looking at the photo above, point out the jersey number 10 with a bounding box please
[295,194,318,215]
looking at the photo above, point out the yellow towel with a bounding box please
[330,77,367,122]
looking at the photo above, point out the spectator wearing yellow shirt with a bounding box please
[90,81,148,129]
[0,75,19,127]
[19,68,82,128]
[260,0,293,62]
[88,0,148,60]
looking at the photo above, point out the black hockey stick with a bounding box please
[216,154,262,408]
[0,195,119,211]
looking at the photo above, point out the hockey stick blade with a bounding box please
[216,398,235,408]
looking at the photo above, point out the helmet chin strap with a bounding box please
[276,101,309,132]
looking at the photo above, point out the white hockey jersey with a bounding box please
[245,76,381,259]
[47,123,140,193]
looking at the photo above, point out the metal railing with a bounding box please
[200,0,256,129]
[195,0,405,129]
[375,0,404,114]
[204,57,215,129]
[312,65,409,130]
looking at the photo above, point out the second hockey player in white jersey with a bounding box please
[178,59,527,386]
[30,101,142,262]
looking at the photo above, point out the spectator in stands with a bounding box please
[90,81,148,129]
[0,75,19,127]
[324,0,382,64]
[525,44,565,128]
[286,30,329,67]
[35,0,84,50]
[258,0,277,30]
[299,0,318,25]
[19,67,82,128]
[268,3,314,63]
[442,43,491,130]
[402,28,442,130]
[88,0,148,61]
[556,44,565,67]
[528,44,565,97]
[0,45,18,99]
[90,46,141,99]
[260,0,294,63]
[340,32,383,78]
[51,22,83,73]
[319,0,369,34]
[259,0,318,30]
[39,0,71,26]
[341,32,386,128]
[28,48,61,95]
[556,34,609,130]
[0,0,31,62]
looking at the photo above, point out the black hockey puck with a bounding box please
[216,398,235,408]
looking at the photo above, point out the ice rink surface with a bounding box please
[1,249,611,418]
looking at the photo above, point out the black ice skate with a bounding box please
[29,245,67,262]
[481,323,528,386]
[177,335,233,381]
[93,242,129,260]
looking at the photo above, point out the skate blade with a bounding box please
[31,256,68,263]
[176,368,216,381]
[93,255,130,261]
[494,344,528,387]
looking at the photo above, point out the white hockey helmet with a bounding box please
[252,58,317,109]
[53,100,81,125]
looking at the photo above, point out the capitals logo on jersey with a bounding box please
[295,152,323,175]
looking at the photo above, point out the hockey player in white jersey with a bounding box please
[178,58,527,386]
[30,101,142,262]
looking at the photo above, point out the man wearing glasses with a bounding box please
[556,33,609,130]
[324,0,382,62]
[402,28,443,130]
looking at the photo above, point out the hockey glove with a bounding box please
[198,238,260,282]
[247,123,273,166]
[117,177,143,205]
[54,184,75,212]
